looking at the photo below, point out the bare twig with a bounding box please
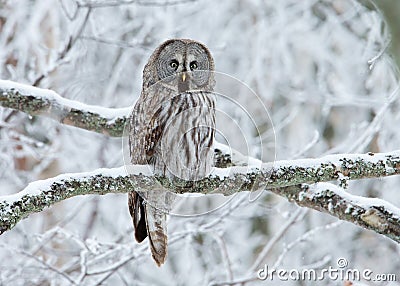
[213,234,234,283]
[249,207,308,271]
[32,7,92,87]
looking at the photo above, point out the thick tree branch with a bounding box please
[1,79,400,243]
[0,80,129,136]
[1,151,400,242]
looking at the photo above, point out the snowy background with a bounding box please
[0,0,399,285]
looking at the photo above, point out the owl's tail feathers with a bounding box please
[145,204,168,266]
[128,191,168,266]
[129,192,148,242]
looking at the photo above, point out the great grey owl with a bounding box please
[128,39,216,266]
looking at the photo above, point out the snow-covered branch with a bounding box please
[275,183,400,244]
[0,80,129,136]
[1,80,400,244]
[1,150,400,243]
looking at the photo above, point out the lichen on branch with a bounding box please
[1,151,400,243]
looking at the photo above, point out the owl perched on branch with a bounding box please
[128,39,216,266]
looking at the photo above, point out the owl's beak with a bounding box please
[178,72,189,93]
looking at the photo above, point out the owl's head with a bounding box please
[144,39,215,92]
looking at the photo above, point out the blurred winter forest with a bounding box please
[0,0,399,285]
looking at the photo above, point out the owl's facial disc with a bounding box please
[156,40,212,91]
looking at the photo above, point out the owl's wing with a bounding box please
[143,105,169,266]
[128,101,169,266]
[128,107,149,243]
[144,106,167,162]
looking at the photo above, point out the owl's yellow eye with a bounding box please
[170,60,179,70]
[190,61,198,70]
